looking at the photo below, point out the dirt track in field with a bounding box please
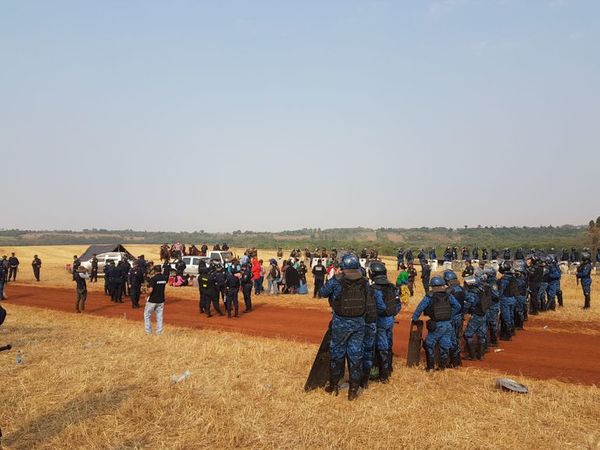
[3,284,599,386]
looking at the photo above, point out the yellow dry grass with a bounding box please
[1,305,599,449]
[1,245,597,322]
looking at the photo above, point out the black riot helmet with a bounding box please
[368,261,387,280]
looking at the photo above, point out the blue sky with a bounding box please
[1,0,598,232]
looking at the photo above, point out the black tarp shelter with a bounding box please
[79,244,134,262]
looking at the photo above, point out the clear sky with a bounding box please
[1,0,598,232]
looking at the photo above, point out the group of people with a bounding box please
[397,246,599,266]
[411,251,594,373]
[159,242,234,260]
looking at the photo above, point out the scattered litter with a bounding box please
[171,370,191,384]
[543,325,549,329]
[263,384,272,391]
[494,349,505,353]
[15,350,23,365]
[496,378,528,394]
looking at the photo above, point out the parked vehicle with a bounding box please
[80,252,135,275]
[170,256,210,276]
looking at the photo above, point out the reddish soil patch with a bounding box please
[3,285,599,386]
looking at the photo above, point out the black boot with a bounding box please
[489,331,498,347]
[464,339,476,360]
[450,348,461,368]
[234,306,239,318]
[477,341,485,360]
[557,290,563,307]
[584,294,591,309]
[514,313,523,330]
[425,351,435,372]
[360,370,370,389]
[324,378,340,396]
[348,381,360,401]
[499,322,512,341]
[437,356,448,371]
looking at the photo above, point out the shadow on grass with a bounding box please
[4,386,132,449]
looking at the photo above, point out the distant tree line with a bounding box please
[0,224,594,256]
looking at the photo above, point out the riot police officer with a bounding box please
[320,254,369,400]
[577,252,593,309]
[498,261,518,340]
[412,276,461,371]
[443,270,466,367]
[241,264,253,313]
[462,276,491,360]
[367,261,400,384]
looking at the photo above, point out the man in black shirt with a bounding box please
[225,269,241,318]
[72,255,81,281]
[74,266,89,313]
[312,259,325,298]
[8,253,19,282]
[32,255,42,281]
[144,266,168,334]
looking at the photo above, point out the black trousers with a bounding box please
[313,278,324,298]
[33,267,40,281]
[130,283,141,307]
[90,269,98,282]
[112,281,123,301]
[8,267,17,281]
[242,284,252,311]
[226,291,239,316]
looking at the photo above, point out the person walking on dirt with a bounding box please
[576,252,593,309]
[320,254,368,401]
[73,266,89,313]
[129,261,144,309]
[144,266,168,335]
[421,260,431,293]
[31,255,42,281]
[7,253,19,282]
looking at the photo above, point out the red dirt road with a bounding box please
[3,285,600,386]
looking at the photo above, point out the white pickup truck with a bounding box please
[170,251,234,275]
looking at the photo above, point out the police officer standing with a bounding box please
[320,254,369,400]
[312,259,326,298]
[368,261,400,384]
[576,252,593,309]
[241,264,253,313]
[421,260,431,293]
[412,276,461,371]
[225,268,241,318]
[90,254,99,283]
[8,253,19,282]
[129,261,144,309]
[31,255,42,281]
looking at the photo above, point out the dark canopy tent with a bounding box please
[78,244,134,262]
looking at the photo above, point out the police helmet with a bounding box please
[582,252,591,263]
[368,261,387,279]
[484,267,497,280]
[340,254,360,270]
[430,277,447,293]
[499,260,512,274]
[463,275,477,287]
[442,270,458,283]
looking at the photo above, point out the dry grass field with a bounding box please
[0,244,597,322]
[1,305,599,450]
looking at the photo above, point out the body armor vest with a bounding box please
[426,292,452,322]
[332,277,367,318]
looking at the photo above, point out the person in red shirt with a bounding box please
[251,258,263,295]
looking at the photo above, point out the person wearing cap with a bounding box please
[225,267,241,318]
[144,266,168,334]
[7,253,19,282]
[31,255,42,281]
[73,266,89,313]
[411,276,461,371]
